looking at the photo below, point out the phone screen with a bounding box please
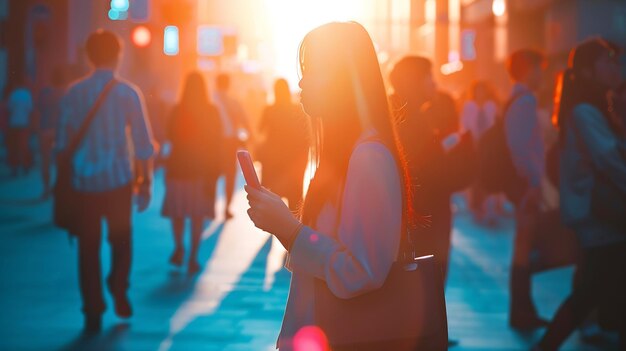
[237,150,261,189]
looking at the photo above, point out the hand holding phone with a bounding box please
[237,150,261,190]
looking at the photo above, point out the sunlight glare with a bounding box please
[265,0,363,88]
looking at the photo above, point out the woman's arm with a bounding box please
[288,142,403,299]
[572,104,626,193]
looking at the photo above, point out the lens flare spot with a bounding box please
[294,325,328,351]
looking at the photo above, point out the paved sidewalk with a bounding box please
[0,167,618,350]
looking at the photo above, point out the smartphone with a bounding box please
[237,150,261,190]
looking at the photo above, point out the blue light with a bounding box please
[108,9,120,20]
[111,0,129,12]
[197,26,223,56]
[130,0,150,22]
[164,26,179,56]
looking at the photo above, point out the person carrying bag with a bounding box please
[243,22,448,351]
[314,167,448,350]
[53,79,118,234]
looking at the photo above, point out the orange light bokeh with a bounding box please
[132,26,151,48]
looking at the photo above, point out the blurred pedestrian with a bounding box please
[56,30,155,334]
[534,38,626,351]
[244,22,437,350]
[613,80,626,127]
[6,79,34,176]
[213,73,252,220]
[37,67,66,198]
[389,56,476,282]
[461,80,503,225]
[504,49,549,330]
[257,78,310,211]
[145,84,169,168]
[161,71,223,274]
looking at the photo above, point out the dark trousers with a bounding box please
[7,127,32,171]
[539,242,626,350]
[510,196,541,321]
[75,185,132,316]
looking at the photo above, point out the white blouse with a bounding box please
[460,100,498,141]
[277,138,403,350]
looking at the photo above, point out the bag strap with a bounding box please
[66,78,118,157]
[332,135,414,263]
[500,90,529,124]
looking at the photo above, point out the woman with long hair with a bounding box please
[161,71,223,274]
[244,22,419,350]
[534,38,626,350]
[257,78,310,212]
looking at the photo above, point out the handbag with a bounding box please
[314,141,448,350]
[53,79,118,233]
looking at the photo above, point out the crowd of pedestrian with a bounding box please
[1,23,624,351]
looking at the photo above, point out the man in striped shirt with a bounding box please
[56,30,155,334]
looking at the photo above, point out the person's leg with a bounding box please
[188,217,204,274]
[40,132,53,197]
[469,185,485,222]
[170,217,185,266]
[7,128,19,176]
[76,192,105,332]
[613,243,626,349]
[509,205,544,329]
[16,129,30,173]
[538,246,611,350]
[104,185,133,318]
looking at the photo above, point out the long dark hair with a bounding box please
[179,71,211,116]
[298,22,417,228]
[554,38,623,143]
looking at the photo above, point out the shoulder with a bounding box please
[66,74,93,93]
[512,93,536,107]
[484,101,498,112]
[114,79,144,100]
[572,103,606,125]
[349,141,397,172]
[572,103,602,117]
[461,101,478,113]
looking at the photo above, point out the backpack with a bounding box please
[476,93,527,203]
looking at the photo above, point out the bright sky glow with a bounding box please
[264,0,365,89]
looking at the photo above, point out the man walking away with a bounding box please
[56,30,155,334]
[504,49,548,330]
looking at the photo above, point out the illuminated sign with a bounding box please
[164,26,179,56]
[197,26,223,56]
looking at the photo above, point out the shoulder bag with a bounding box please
[314,140,448,350]
[53,79,118,233]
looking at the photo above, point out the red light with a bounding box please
[132,26,151,47]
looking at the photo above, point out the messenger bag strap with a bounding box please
[65,78,118,158]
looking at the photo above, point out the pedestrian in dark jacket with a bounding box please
[534,38,626,351]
